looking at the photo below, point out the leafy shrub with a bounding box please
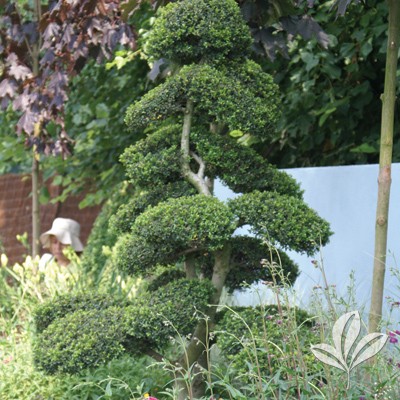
[146,0,253,64]
[192,129,303,197]
[114,195,237,276]
[124,278,214,350]
[33,279,214,374]
[229,191,332,255]
[125,63,281,139]
[1,339,169,400]
[34,291,128,333]
[147,266,186,292]
[34,306,128,374]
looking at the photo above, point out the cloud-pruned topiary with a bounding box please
[114,195,237,276]
[33,1,332,395]
[145,0,253,64]
[34,292,127,334]
[33,279,213,374]
[34,307,128,374]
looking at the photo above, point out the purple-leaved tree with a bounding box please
[0,0,137,256]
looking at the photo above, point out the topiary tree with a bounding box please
[33,0,332,398]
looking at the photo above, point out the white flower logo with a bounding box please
[311,311,388,389]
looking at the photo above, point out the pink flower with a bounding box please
[144,394,158,400]
[388,331,399,344]
[2,355,13,364]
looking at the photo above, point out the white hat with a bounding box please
[40,218,84,252]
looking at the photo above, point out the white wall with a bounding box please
[215,164,400,317]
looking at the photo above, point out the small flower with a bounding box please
[0,253,8,267]
[144,394,158,400]
[2,355,13,364]
[388,331,399,344]
[276,319,282,325]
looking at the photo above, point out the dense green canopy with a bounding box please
[33,0,332,378]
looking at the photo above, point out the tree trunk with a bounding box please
[369,0,400,333]
[32,155,41,257]
[31,0,42,258]
[177,244,232,400]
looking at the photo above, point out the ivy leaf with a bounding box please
[350,143,377,154]
[229,130,244,138]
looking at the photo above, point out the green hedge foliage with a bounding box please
[191,130,302,197]
[110,181,196,234]
[114,195,236,275]
[33,279,214,374]
[120,126,182,187]
[34,292,127,334]
[124,278,214,349]
[34,307,127,374]
[145,0,253,64]
[125,63,280,140]
[229,191,332,255]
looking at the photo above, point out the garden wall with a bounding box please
[0,173,101,264]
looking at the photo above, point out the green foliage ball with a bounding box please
[120,126,182,187]
[34,292,127,334]
[192,130,302,197]
[33,307,127,374]
[146,0,253,64]
[124,279,214,349]
[229,191,332,255]
[110,182,195,234]
[114,195,237,275]
[125,63,281,140]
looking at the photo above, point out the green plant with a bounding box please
[32,2,331,399]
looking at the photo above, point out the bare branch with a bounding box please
[144,348,167,363]
[181,99,211,196]
[190,151,206,179]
